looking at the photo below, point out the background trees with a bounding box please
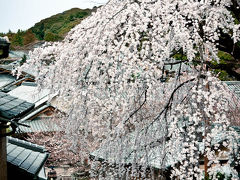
[18,0,240,179]
[0,8,91,50]
[11,29,24,47]
[31,8,91,41]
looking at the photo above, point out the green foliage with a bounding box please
[128,73,141,83]
[11,29,24,46]
[76,11,88,18]
[23,30,37,45]
[44,31,62,42]
[33,23,45,40]
[31,8,91,41]
[20,54,27,66]
[68,14,75,21]
[217,51,234,61]
[210,51,233,66]
[4,29,36,49]
[8,29,12,34]
[231,11,240,24]
[78,178,90,180]
[0,8,92,50]
[48,22,62,34]
[204,172,233,180]
[0,49,3,56]
[209,50,236,81]
[236,41,240,49]
[173,53,188,60]
[213,69,232,81]
[234,17,239,24]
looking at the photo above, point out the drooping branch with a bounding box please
[124,88,148,125]
[151,78,196,126]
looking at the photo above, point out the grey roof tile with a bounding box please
[8,137,46,153]
[7,146,25,163]
[0,73,15,89]
[7,100,23,107]
[20,151,40,171]
[0,97,11,105]
[0,91,34,119]
[7,137,49,177]
[13,99,25,104]
[7,144,17,155]
[224,81,240,99]
[6,110,20,117]
[12,149,32,166]
[4,96,15,101]
[19,118,61,133]
[0,104,11,111]
[27,154,48,174]
[8,85,51,106]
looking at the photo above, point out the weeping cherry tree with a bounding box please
[17,0,240,179]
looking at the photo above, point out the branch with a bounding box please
[164,60,188,65]
[148,78,196,128]
[84,60,93,80]
[124,135,167,163]
[124,89,148,125]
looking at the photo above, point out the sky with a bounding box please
[0,0,108,33]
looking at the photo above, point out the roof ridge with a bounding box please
[7,136,47,153]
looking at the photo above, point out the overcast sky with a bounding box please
[0,0,108,33]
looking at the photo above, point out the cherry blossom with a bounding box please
[17,0,240,179]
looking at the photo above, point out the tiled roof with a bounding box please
[0,73,15,89]
[0,91,34,119]
[9,51,29,59]
[7,136,49,177]
[91,82,240,169]
[90,120,176,169]
[19,117,61,133]
[224,81,240,99]
[19,104,50,122]
[164,62,192,73]
[232,126,240,145]
[8,83,51,107]
[91,120,240,169]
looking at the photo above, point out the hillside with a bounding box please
[0,8,93,50]
[30,8,92,41]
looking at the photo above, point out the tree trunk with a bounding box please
[0,126,7,180]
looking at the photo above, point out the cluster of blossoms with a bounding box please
[17,0,239,179]
[168,75,240,179]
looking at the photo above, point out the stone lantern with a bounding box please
[0,36,10,59]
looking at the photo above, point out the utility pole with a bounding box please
[0,122,7,180]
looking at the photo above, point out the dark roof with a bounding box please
[7,137,49,177]
[0,73,15,89]
[0,91,34,119]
